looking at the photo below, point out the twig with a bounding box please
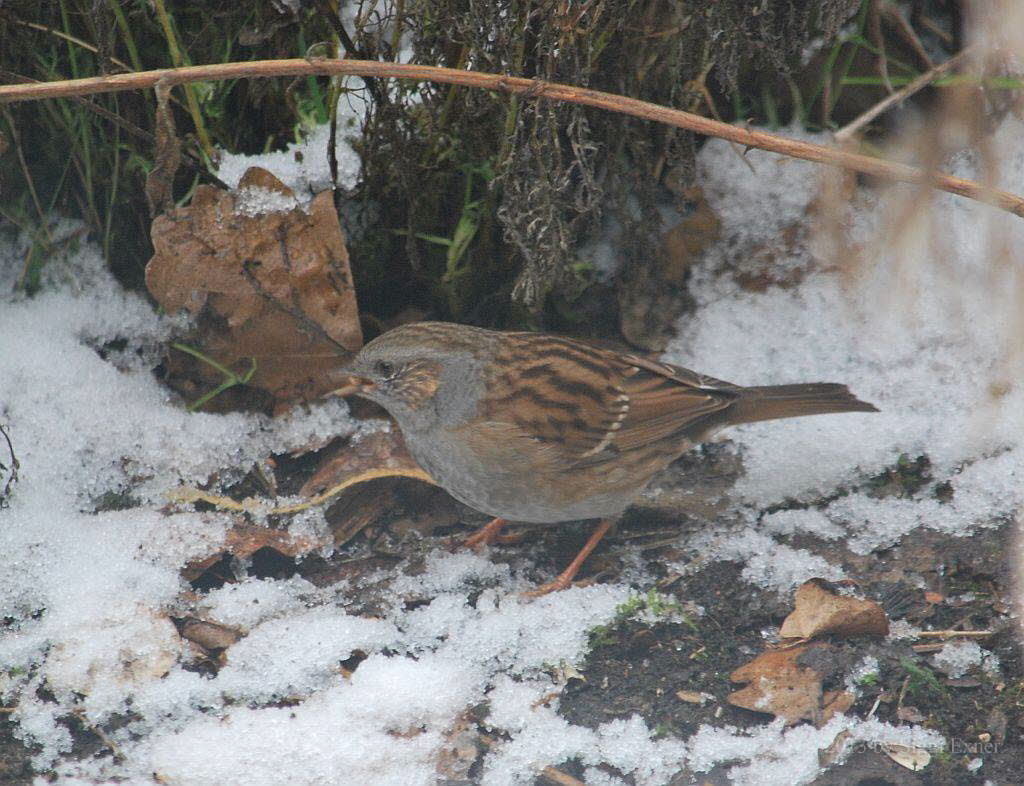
[880,3,934,70]
[314,0,385,105]
[5,17,133,73]
[0,422,18,506]
[693,65,755,175]
[835,48,975,143]
[72,708,124,761]
[914,629,993,640]
[540,766,586,786]
[0,106,53,244]
[168,465,435,515]
[0,58,1022,218]
[0,70,222,187]
[868,0,893,94]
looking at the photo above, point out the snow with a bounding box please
[2,95,1021,785]
[685,716,944,786]
[932,640,1001,680]
[663,123,1024,576]
[217,120,365,199]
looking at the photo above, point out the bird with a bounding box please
[332,321,877,594]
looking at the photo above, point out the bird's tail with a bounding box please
[726,383,878,425]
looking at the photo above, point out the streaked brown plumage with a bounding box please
[335,322,877,592]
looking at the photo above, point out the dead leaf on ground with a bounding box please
[44,608,180,697]
[180,618,242,651]
[434,711,484,782]
[147,166,362,407]
[780,578,889,641]
[728,642,855,726]
[818,729,853,767]
[884,744,931,771]
[676,689,713,705]
[897,705,926,723]
[169,428,439,558]
[182,523,330,581]
[300,429,429,499]
[300,428,437,547]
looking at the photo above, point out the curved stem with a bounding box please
[0,58,1021,218]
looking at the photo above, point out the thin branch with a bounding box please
[914,629,993,639]
[0,70,224,186]
[880,3,934,70]
[0,106,53,244]
[1,58,1023,217]
[540,767,586,786]
[314,0,385,105]
[835,47,975,143]
[4,16,135,74]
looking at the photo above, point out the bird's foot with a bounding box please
[460,517,524,551]
[521,519,613,597]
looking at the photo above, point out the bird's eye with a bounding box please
[374,360,396,379]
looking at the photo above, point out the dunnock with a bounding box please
[334,322,877,593]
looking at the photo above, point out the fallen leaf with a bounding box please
[676,689,712,705]
[434,713,483,782]
[884,743,931,771]
[182,523,330,581]
[822,689,856,717]
[896,705,926,723]
[45,608,180,697]
[728,642,853,726]
[147,167,362,407]
[301,428,436,547]
[818,729,853,767]
[169,428,438,556]
[780,578,889,640]
[300,428,431,499]
[180,618,242,650]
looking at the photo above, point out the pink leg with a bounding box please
[524,519,613,597]
[462,517,524,550]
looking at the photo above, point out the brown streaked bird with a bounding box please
[334,322,877,594]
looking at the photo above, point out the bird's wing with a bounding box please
[586,352,738,458]
[481,334,739,466]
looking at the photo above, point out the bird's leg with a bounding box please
[462,517,524,549]
[524,519,614,597]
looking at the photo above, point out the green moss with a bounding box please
[900,656,948,703]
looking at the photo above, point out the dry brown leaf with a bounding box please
[896,705,926,723]
[300,429,429,498]
[44,608,180,697]
[817,729,853,767]
[884,743,931,771]
[301,428,436,547]
[168,429,437,557]
[676,689,712,705]
[182,523,330,581]
[434,712,484,782]
[728,642,854,726]
[780,578,889,641]
[822,688,856,718]
[147,166,362,406]
[180,618,242,651]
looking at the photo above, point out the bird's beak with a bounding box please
[328,373,375,398]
